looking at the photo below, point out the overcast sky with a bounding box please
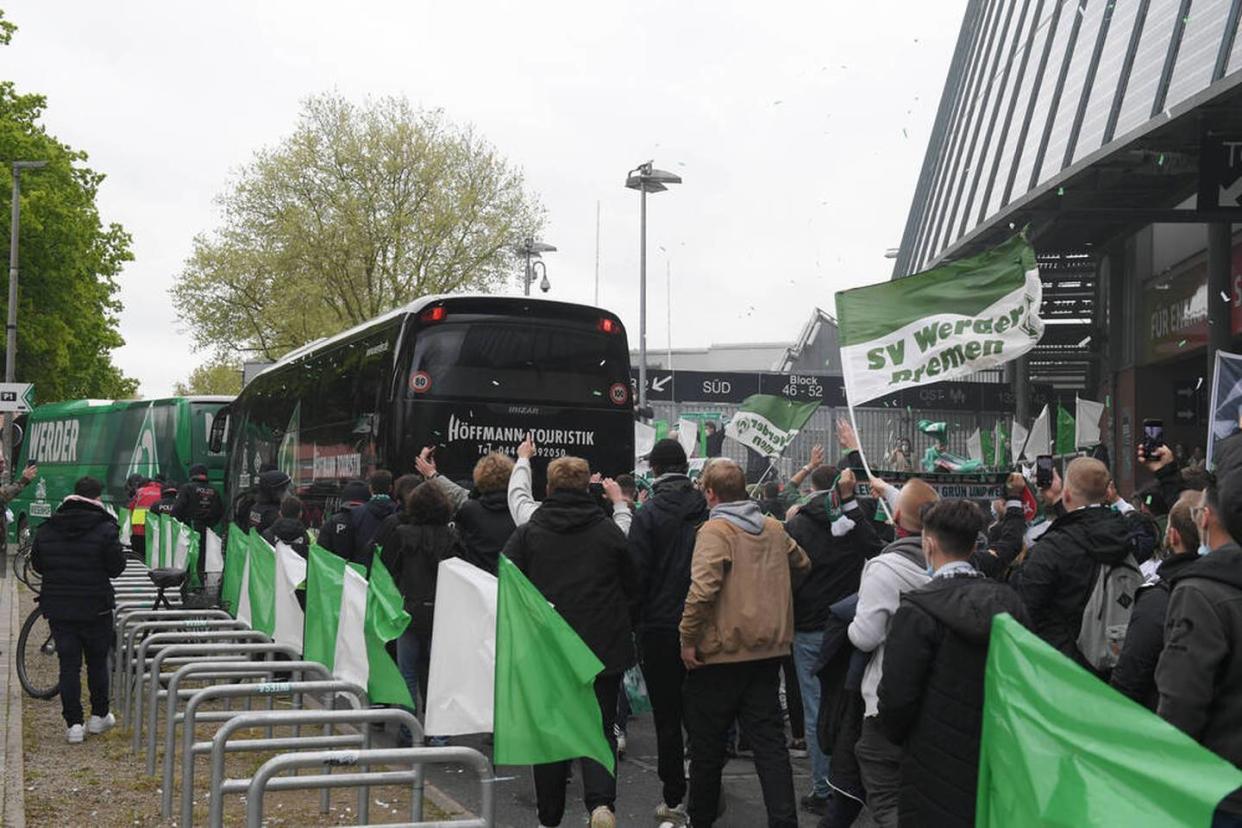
[6,1,966,397]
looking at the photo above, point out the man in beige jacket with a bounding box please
[679,458,810,827]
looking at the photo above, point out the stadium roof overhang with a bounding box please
[932,69,1242,265]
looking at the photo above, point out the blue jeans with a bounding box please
[792,630,830,797]
[396,628,431,717]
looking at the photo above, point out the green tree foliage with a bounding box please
[173,358,242,397]
[173,93,545,361]
[0,11,137,401]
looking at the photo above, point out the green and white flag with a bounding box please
[725,394,820,459]
[426,556,615,772]
[118,508,132,548]
[272,541,307,652]
[835,234,1043,405]
[146,512,163,568]
[240,532,277,637]
[303,544,413,707]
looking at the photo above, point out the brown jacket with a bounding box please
[679,513,810,665]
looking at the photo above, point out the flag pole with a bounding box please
[845,401,895,522]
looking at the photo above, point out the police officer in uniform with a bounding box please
[172,463,225,583]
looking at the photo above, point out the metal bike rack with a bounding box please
[243,746,495,828]
[128,634,281,746]
[208,708,423,828]
[123,628,271,727]
[152,659,336,775]
[117,616,246,706]
[112,609,232,693]
[170,677,367,823]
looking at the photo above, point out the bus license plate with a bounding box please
[30,502,51,518]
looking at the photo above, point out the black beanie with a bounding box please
[649,438,688,473]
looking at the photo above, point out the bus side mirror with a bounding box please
[209,410,229,453]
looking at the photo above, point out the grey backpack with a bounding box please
[1077,555,1142,672]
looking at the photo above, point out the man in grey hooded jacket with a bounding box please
[847,477,939,827]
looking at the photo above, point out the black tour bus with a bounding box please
[211,295,636,528]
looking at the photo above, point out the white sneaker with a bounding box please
[655,802,688,825]
[589,805,616,828]
[87,713,116,735]
[66,724,85,744]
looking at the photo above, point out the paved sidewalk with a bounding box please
[0,560,25,828]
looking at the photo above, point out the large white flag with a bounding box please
[425,558,498,735]
[273,542,307,653]
[333,567,369,691]
[1075,396,1105,449]
[205,528,224,574]
[1023,405,1051,459]
[967,428,984,463]
[235,548,253,628]
[677,417,699,459]
[1011,419,1029,465]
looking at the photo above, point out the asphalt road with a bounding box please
[375,712,832,827]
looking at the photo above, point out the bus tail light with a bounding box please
[421,306,447,323]
[598,317,620,334]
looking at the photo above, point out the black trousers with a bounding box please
[532,672,621,826]
[640,630,688,808]
[49,616,112,726]
[684,657,798,827]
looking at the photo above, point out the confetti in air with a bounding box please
[1057,186,1065,196]
[1178,339,1187,348]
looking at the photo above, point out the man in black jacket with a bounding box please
[1016,457,1133,670]
[501,451,639,828]
[1155,470,1242,767]
[627,438,708,823]
[150,482,179,518]
[171,463,225,580]
[31,477,126,743]
[1112,492,1201,709]
[317,479,369,562]
[261,496,312,558]
[784,464,882,814]
[877,499,1028,827]
[350,470,398,571]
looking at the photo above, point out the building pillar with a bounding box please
[1106,243,1126,475]
[1207,223,1233,381]
[1012,356,1030,424]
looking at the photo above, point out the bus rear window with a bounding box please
[406,321,629,405]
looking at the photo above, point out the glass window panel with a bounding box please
[1039,1,1108,184]
[1230,13,1242,71]
[1113,0,1181,136]
[1165,0,1232,108]
[1010,0,1078,198]
[1073,0,1142,162]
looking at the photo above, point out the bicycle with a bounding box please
[16,568,187,699]
[10,520,39,592]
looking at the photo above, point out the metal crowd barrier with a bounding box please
[129,635,287,749]
[243,746,495,828]
[171,678,368,824]
[208,708,424,827]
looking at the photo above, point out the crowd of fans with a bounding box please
[28,411,1242,827]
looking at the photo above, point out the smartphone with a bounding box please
[1141,419,1164,460]
[25,459,36,468]
[1035,455,1054,489]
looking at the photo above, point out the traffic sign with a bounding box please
[1198,128,1242,212]
[0,382,34,413]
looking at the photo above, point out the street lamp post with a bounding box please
[515,238,557,296]
[625,162,681,411]
[6,160,46,484]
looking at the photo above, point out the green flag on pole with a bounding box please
[1055,404,1077,455]
[493,555,615,772]
[220,524,249,618]
[978,614,1242,826]
[304,544,351,668]
[724,394,820,459]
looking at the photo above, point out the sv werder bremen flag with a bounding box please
[303,544,413,707]
[425,556,615,772]
[978,614,1242,826]
[725,394,820,459]
[835,234,1043,404]
[221,523,249,618]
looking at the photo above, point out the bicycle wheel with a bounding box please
[17,607,60,700]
